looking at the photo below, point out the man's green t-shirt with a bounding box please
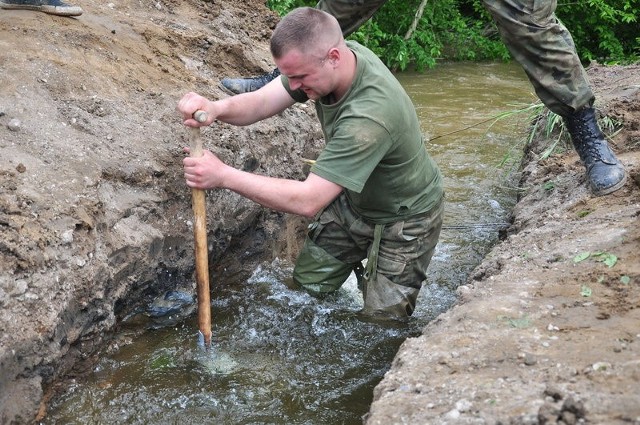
[283,41,443,224]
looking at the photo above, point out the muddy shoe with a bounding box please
[219,68,281,95]
[0,0,83,16]
[147,290,195,318]
[564,106,627,196]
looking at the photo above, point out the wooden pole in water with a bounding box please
[189,110,212,349]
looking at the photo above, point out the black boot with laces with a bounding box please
[564,107,626,196]
[219,68,281,95]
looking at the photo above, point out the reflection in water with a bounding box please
[44,62,534,425]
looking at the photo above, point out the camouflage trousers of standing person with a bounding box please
[316,0,388,39]
[316,0,594,117]
[293,193,444,320]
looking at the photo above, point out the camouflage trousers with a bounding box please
[316,0,594,116]
[293,193,443,319]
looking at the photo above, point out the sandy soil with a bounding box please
[0,0,638,423]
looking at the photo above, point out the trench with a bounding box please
[43,62,534,424]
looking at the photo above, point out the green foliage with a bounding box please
[266,0,315,16]
[499,315,531,328]
[556,0,640,64]
[266,0,639,69]
[266,0,508,70]
[576,209,592,218]
[581,285,593,297]
[573,251,619,267]
[353,0,509,70]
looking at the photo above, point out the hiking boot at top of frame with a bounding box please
[564,106,627,196]
[219,68,281,95]
[0,0,82,16]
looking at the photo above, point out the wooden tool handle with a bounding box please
[190,109,212,349]
[189,110,207,158]
[192,190,211,348]
[193,110,208,124]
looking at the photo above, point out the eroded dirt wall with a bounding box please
[0,1,321,422]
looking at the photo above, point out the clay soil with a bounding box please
[0,0,638,424]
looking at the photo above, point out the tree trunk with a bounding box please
[404,0,429,40]
[391,0,429,72]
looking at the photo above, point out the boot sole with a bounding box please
[0,2,82,16]
[217,82,240,96]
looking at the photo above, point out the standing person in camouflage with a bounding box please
[220,0,626,197]
[179,7,444,320]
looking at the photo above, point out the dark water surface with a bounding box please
[44,62,534,425]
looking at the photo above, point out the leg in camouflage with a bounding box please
[219,0,388,95]
[482,0,592,116]
[293,193,443,320]
[317,0,388,38]
[483,0,626,195]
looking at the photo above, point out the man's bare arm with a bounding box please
[178,78,296,127]
[184,150,342,218]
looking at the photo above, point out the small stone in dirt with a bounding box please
[7,118,21,131]
[561,396,586,417]
[455,399,473,413]
[561,410,578,425]
[16,163,26,173]
[523,352,537,366]
[445,408,461,419]
[632,172,640,189]
[538,401,560,424]
[9,280,28,297]
[544,384,564,401]
[592,361,611,371]
[61,229,74,244]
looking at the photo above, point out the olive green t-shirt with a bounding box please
[283,41,442,223]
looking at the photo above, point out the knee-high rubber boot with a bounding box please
[564,107,626,196]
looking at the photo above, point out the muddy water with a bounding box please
[44,62,534,424]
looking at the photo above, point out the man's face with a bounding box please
[275,48,333,101]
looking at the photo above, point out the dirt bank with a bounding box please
[366,66,640,424]
[0,0,638,423]
[1,0,318,421]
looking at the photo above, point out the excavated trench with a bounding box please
[41,63,534,424]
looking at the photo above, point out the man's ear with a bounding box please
[328,48,340,66]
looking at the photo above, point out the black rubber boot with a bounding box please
[219,68,281,95]
[564,107,626,196]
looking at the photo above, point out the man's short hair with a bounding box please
[270,7,341,59]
